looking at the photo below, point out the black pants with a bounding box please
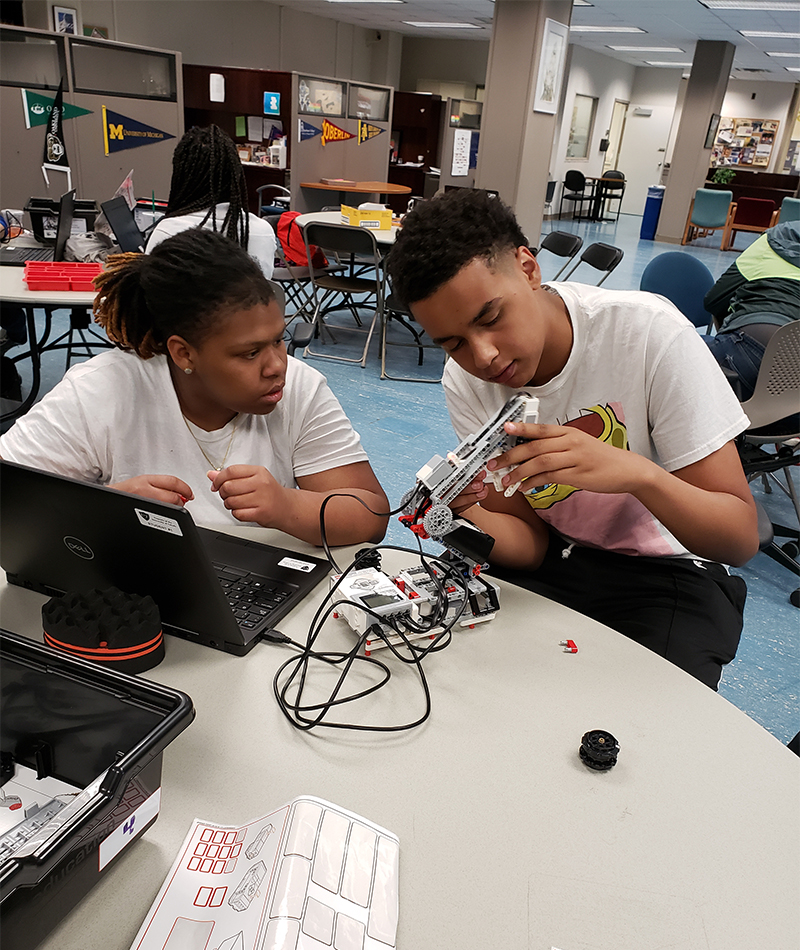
[490,534,747,690]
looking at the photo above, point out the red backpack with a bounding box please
[276,211,328,268]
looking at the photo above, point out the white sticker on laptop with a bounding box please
[135,509,183,536]
[278,556,316,573]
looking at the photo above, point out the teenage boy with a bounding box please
[387,190,758,689]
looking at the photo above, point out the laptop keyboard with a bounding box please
[260,799,399,950]
[1,246,54,263]
[212,563,295,630]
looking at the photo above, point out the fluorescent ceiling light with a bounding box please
[786,66,800,70]
[403,21,481,28]
[327,1,404,4]
[699,0,800,10]
[646,61,694,66]
[766,50,800,56]
[607,45,683,52]
[570,26,646,33]
[740,30,800,36]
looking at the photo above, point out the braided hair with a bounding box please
[93,228,275,359]
[164,125,250,249]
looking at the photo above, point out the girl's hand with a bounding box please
[208,465,289,527]
[111,474,193,506]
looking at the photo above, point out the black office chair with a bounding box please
[561,242,624,286]
[301,222,383,368]
[735,321,800,605]
[599,170,626,221]
[536,231,583,281]
[559,171,590,220]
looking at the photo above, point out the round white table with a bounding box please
[1,524,798,949]
[295,210,399,245]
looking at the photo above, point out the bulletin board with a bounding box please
[710,117,780,167]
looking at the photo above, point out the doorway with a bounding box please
[602,100,629,173]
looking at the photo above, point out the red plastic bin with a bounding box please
[23,261,103,292]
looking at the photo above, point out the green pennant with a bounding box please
[22,89,93,129]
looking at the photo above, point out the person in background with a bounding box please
[146,124,277,278]
[703,220,800,401]
[0,229,388,546]
[387,189,758,690]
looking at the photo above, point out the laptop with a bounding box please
[0,189,75,266]
[0,460,331,656]
[101,195,147,252]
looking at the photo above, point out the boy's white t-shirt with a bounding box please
[145,203,277,279]
[442,282,750,559]
[0,351,368,528]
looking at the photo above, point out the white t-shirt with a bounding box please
[0,350,369,528]
[443,281,750,559]
[145,203,277,278]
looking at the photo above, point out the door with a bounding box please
[602,100,629,174]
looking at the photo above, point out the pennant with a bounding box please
[358,122,385,145]
[102,106,175,154]
[41,79,71,189]
[299,119,322,142]
[321,119,355,147]
[22,88,92,129]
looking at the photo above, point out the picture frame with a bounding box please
[704,113,721,149]
[533,18,569,115]
[53,5,80,35]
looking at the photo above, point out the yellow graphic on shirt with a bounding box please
[523,403,628,510]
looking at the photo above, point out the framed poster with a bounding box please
[348,84,389,122]
[53,6,79,34]
[704,113,720,149]
[533,18,569,114]
[298,76,345,117]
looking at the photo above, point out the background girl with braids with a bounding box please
[0,229,388,545]
[145,124,277,278]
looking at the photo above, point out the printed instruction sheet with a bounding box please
[130,795,399,950]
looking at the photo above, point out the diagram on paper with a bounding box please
[129,796,399,950]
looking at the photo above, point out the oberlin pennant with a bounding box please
[299,119,322,142]
[358,122,385,145]
[22,88,92,128]
[321,119,355,147]
[41,78,71,189]
[102,106,175,154]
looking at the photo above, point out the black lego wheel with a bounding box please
[579,729,620,771]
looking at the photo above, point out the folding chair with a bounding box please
[256,184,291,217]
[561,242,624,286]
[380,288,445,383]
[302,222,383,368]
[536,231,583,281]
[736,321,800,604]
[639,251,715,331]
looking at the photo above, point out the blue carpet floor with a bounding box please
[6,211,798,746]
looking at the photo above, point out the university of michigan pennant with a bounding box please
[102,107,175,154]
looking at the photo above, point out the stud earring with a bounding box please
[184,367,193,375]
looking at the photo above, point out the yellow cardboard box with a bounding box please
[340,204,392,230]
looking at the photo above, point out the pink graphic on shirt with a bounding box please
[523,402,678,556]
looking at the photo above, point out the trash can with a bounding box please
[640,185,665,241]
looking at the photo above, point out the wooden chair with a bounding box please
[681,188,735,249]
[722,197,779,251]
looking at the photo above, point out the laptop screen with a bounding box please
[101,195,146,253]
[53,189,76,262]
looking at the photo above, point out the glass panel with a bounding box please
[0,29,63,89]
[566,94,597,160]
[298,76,345,117]
[71,42,176,100]
[449,100,481,130]
[348,84,390,121]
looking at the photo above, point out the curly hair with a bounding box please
[164,124,250,249]
[93,228,275,359]
[386,189,529,308]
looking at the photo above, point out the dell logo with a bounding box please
[64,536,94,560]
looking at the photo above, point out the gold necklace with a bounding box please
[181,413,240,471]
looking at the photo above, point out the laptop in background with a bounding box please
[0,189,75,266]
[0,461,331,656]
[101,195,147,252]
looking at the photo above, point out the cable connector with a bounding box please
[559,639,578,653]
[261,628,291,644]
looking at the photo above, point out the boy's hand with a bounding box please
[487,421,653,496]
[111,474,193,506]
[448,468,490,514]
[208,465,289,527]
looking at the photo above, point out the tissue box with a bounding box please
[340,204,392,230]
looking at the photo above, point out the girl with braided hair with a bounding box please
[145,124,277,278]
[0,229,388,545]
